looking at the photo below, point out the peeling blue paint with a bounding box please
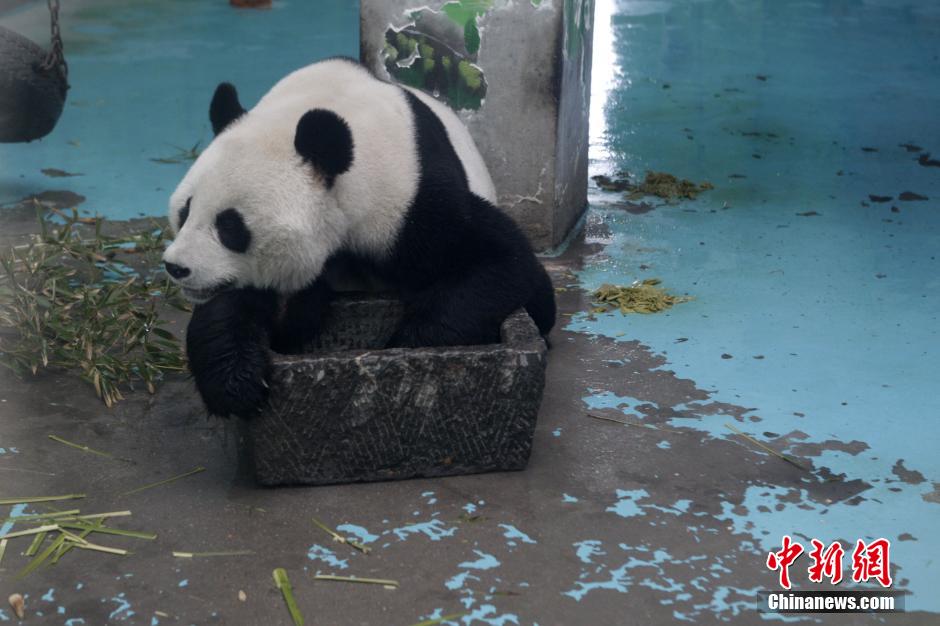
[0,503,28,535]
[606,489,649,518]
[108,593,134,621]
[573,540,605,564]
[392,519,458,542]
[445,571,479,590]
[41,588,55,602]
[458,550,500,570]
[562,493,579,503]
[656,440,671,449]
[307,544,349,570]
[497,524,536,545]
[552,428,562,437]
[64,619,85,626]
[336,523,379,544]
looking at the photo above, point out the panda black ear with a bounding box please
[294,109,354,188]
[210,82,245,136]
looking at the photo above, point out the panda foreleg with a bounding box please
[270,278,333,354]
[185,288,278,418]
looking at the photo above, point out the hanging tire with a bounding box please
[0,25,68,143]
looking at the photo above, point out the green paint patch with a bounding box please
[383,27,486,110]
[441,0,493,28]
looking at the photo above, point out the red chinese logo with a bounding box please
[851,538,893,588]
[766,535,804,589]
[807,539,845,584]
[766,537,892,589]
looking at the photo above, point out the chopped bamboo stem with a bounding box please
[724,423,811,472]
[311,517,371,554]
[47,434,130,462]
[0,524,60,541]
[25,531,47,556]
[314,574,399,588]
[119,466,205,497]
[172,550,254,558]
[273,568,304,626]
[0,494,85,506]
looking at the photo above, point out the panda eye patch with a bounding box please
[178,197,191,229]
[215,208,251,253]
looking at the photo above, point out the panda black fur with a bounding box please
[164,58,556,418]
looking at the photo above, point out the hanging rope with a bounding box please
[38,0,68,81]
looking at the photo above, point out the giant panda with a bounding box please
[162,58,556,418]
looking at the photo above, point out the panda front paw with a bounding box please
[185,288,277,418]
[191,349,271,419]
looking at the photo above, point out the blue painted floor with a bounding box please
[1,0,938,623]
[576,0,939,614]
[0,0,358,218]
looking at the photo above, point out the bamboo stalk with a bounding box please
[47,434,130,462]
[0,524,59,540]
[313,574,399,588]
[408,614,468,626]
[0,494,85,506]
[119,467,205,497]
[273,568,303,626]
[724,423,811,472]
[311,517,371,554]
[25,531,47,556]
[172,550,253,558]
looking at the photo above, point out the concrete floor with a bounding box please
[2,0,939,624]
[0,240,931,625]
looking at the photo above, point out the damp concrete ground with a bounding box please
[2,0,940,624]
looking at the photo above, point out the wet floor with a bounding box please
[0,0,938,624]
[577,0,939,616]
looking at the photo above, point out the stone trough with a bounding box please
[248,296,548,486]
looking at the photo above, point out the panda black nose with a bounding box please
[164,262,191,279]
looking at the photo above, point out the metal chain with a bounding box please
[39,0,68,80]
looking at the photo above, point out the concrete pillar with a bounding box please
[361,0,594,251]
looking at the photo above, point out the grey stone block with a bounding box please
[249,296,548,486]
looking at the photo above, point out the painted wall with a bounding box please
[361,0,594,250]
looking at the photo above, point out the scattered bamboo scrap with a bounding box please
[119,466,205,497]
[586,411,682,434]
[724,423,811,472]
[0,494,85,506]
[311,517,371,554]
[314,574,398,589]
[273,568,304,626]
[172,550,254,558]
[592,279,692,315]
[408,613,469,626]
[47,435,132,463]
[0,506,153,578]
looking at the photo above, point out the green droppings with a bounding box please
[383,42,398,62]
[423,58,436,73]
[441,56,452,70]
[458,60,483,89]
[592,279,693,315]
[419,43,435,60]
[593,170,714,202]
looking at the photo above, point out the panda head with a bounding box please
[162,82,354,303]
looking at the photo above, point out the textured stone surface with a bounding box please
[249,296,548,486]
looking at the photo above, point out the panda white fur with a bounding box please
[163,58,555,418]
